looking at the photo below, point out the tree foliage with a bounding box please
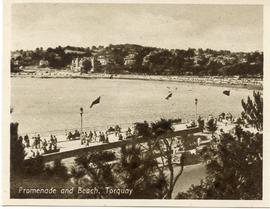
[176,93,263,200]
[11,44,263,76]
[10,123,26,176]
[205,118,218,135]
[70,151,118,198]
[176,131,262,199]
[70,118,184,199]
[116,144,167,199]
[241,91,263,131]
[133,119,184,199]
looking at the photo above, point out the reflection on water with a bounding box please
[11,78,253,135]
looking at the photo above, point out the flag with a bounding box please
[90,96,101,108]
[223,90,230,96]
[165,93,172,100]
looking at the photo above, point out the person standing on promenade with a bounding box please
[94,130,97,142]
[98,131,102,142]
[31,150,36,158]
[197,116,204,130]
[42,139,48,153]
[80,132,84,145]
[89,131,93,142]
[37,134,41,149]
[53,135,57,145]
[105,133,109,143]
[118,133,123,141]
[100,132,103,143]
[32,137,36,149]
[33,136,38,149]
[49,135,54,150]
[23,135,29,148]
[127,127,132,136]
[50,135,54,143]
[86,132,92,146]
[86,137,90,146]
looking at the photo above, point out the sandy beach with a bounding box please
[11,69,263,90]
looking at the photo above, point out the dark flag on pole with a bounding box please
[90,96,101,108]
[165,93,173,100]
[223,90,230,96]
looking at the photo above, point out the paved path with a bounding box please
[24,120,239,161]
[172,163,207,198]
[24,123,188,159]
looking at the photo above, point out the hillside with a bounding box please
[11,44,263,77]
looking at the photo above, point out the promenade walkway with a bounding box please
[24,123,201,163]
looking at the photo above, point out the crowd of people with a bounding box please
[22,117,224,160]
[18,125,132,159]
[81,131,109,146]
[65,125,133,147]
[18,134,59,158]
[218,112,233,122]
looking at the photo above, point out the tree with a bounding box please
[116,144,167,199]
[43,159,70,182]
[10,123,72,198]
[10,124,45,179]
[81,58,92,73]
[176,131,262,199]
[150,119,185,199]
[10,123,26,176]
[205,118,218,135]
[10,59,15,72]
[176,93,263,200]
[70,151,118,198]
[70,120,171,199]
[133,119,185,199]
[241,91,263,131]
[69,118,187,199]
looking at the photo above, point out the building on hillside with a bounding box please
[96,55,110,66]
[70,58,79,72]
[142,55,150,65]
[70,57,94,73]
[142,51,157,65]
[64,49,87,55]
[91,47,105,56]
[124,53,137,65]
[39,59,49,67]
[192,55,203,66]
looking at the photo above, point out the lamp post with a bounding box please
[195,98,198,123]
[80,107,83,137]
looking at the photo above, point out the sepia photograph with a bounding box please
[3,0,269,206]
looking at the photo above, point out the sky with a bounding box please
[11,3,263,52]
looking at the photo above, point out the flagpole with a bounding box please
[80,107,83,143]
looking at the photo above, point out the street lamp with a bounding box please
[195,98,198,122]
[80,107,83,136]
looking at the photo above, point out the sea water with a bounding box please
[11,77,253,135]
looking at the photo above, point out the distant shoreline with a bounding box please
[11,72,263,90]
